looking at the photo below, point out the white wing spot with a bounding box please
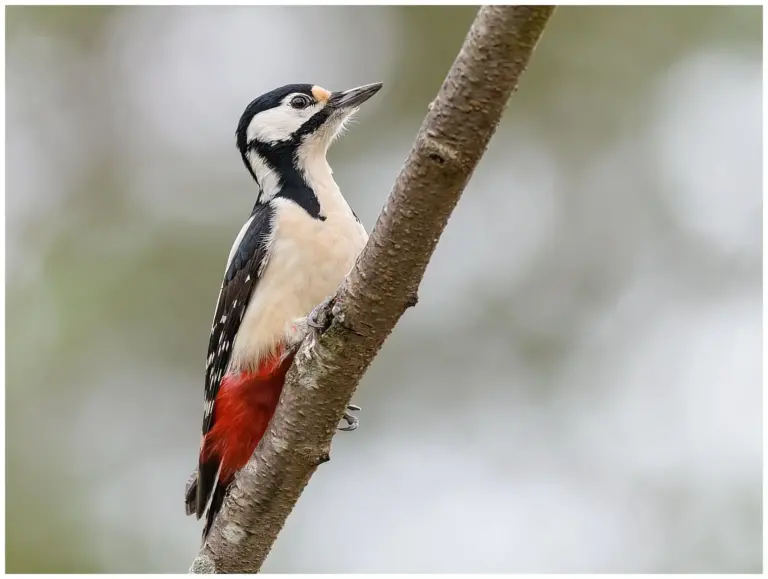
[220,314,227,323]
[245,275,251,283]
[232,300,238,308]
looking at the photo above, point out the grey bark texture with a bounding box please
[190,5,555,573]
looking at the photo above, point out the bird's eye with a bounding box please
[290,95,312,110]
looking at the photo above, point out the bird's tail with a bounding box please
[184,470,197,517]
[184,470,232,541]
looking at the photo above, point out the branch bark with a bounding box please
[190,5,555,573]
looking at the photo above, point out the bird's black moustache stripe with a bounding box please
[243,107,335,221]
[293,106,334,140]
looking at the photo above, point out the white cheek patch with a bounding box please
[247,102,321,144]
[246,150,281,200]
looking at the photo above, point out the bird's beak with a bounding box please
[327,82,383,110]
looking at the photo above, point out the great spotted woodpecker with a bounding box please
[184,82,383,539]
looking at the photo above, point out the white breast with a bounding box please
[228,196,368,372]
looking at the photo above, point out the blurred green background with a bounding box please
[6,5,762,573]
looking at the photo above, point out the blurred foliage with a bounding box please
[6,5,762,573]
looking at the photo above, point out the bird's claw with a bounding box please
[307,297,334,330]
[339,404,361,431]
[306,311,323,329]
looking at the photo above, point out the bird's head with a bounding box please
[236,82,382,198]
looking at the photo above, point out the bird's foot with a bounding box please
[307,295,336,332]
[339,404,361,432]
[284,317,311,352]
[285,296,335,350]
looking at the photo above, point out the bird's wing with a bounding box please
[194,202,274,518]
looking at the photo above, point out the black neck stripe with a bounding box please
[248,139,323,221]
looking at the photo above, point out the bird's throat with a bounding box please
[247,144,342,222]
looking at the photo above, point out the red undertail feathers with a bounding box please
[192,347,296,539]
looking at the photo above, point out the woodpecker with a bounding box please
[184,81,383,539]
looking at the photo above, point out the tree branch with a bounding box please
[190,5,555,573]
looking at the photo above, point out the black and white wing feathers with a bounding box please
[192,202,274,518]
